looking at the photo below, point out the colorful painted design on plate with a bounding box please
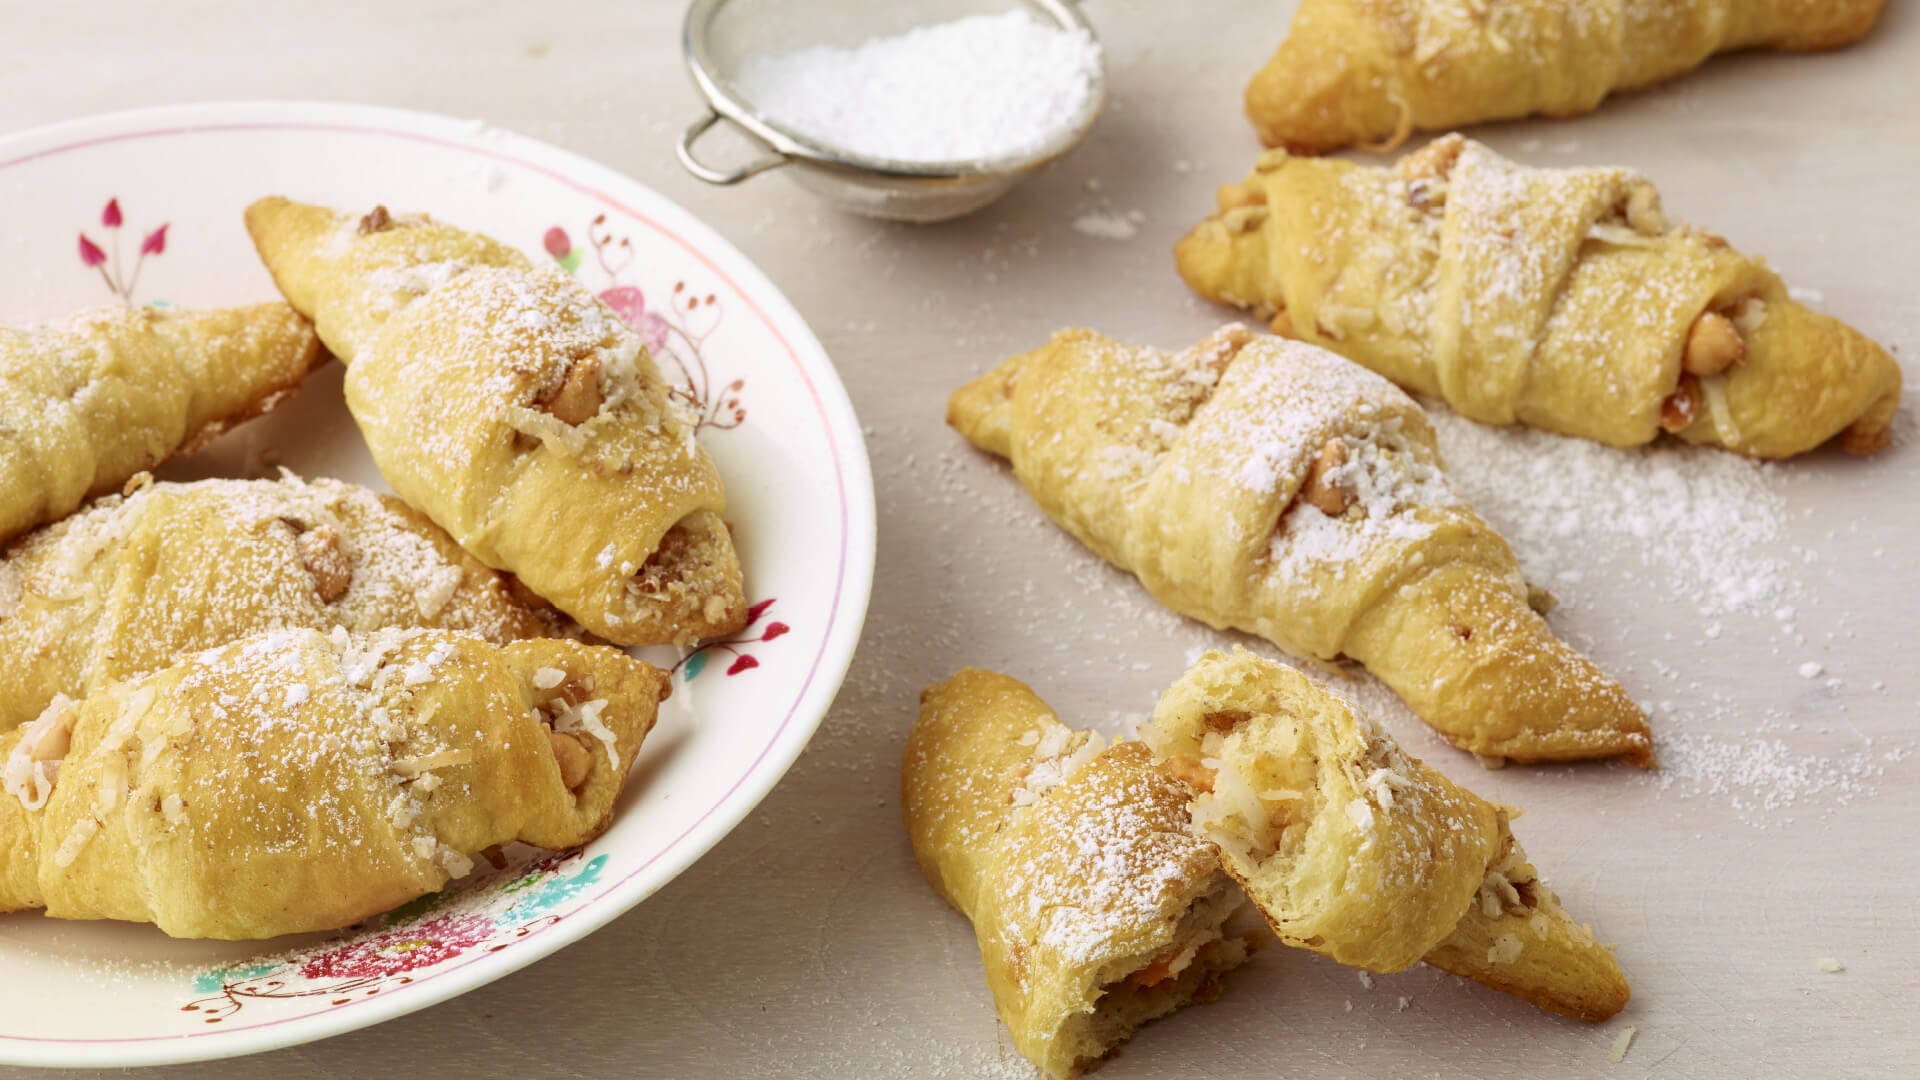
[545,216,745,431]
[180,851,606,1023]
[674,598,790,681]
[78,197,168,305]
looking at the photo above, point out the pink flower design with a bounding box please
[297,914,496,980]
[77,198,168,304]
[543,226,572,258]
[599,285,670,353]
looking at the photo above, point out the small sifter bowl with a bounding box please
[677,0,1106,223]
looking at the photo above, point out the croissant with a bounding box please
[1147,649,1629,1022]
[950,325,1650,765]
[0,303,322,545]
[0,473,558,734]
[1176,136,1901,457]
[0,628,665,940]
[905,668,1254,1078]
[244,198,747,646]
[1246,0,1886,154]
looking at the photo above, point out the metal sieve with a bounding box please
[678,0,1105,223]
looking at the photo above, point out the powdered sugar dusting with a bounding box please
[1428,407,1790,616]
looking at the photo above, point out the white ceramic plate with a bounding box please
[0,101,875,1067]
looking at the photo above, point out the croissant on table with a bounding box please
[0,628,664,940]
[904,668,1255,1079]
[0,303,322,546]
[0,473,558,734]
[1146,649,1630,1022]
[245,198,747,647]
[949,324,1651,765]
[1246,0,1887,154]
[1176,136,1901,458]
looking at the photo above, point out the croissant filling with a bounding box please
[1157,715,1321,872]
[1073,886,1254,1073]
[620,512,743,638]
[533,677,617,782]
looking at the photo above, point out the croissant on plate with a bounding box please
[1246,0,1886,153]
[904,668,1255,1079]
[949,324,1651,765]
[0,303,322,545]
[1146,648,1630,1022]
[0,628,665,940]
[244,198,747,646]
[1176,136,1901,457]
[0,473,557,734]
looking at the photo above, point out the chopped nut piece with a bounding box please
[1302,437,1355,515]
[1221,205,1269,234]
[540,355,603,426]
[357,205,391,234]
[1269,308,1296,338]
[1659,375,1701,433]
[545,728,593,791]
[296,525,353,603]
[1253,148,1290,173]
[1163,754,1215,793]
[1683,310,1746,376]
[1624,183,1667,235]
[1217,182,1266,210]
[1401,134,1465,183]
[1525,583,1557,615]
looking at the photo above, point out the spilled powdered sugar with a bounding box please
[1428,407,1791,616]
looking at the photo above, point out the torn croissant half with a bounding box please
[904,668,1256,1079]
[0,628,666,940]
[0,472,561,735]
[1246,0,1886,154]
[0,302,323,546]
[1146,648,1630,1023]
[1177,135,1901,458]
[244,197,747,646]
[949,324,1651,765]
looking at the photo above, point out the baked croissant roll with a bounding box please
[1146,649,1629,1022]
[1176,136,1901,457]
[905,668,1254,1079]
[0,303,322,545]
[0,473,557,734]
[949,325,1650,765]
[1246,0,1886,154]
[243,197,748,646]
[0,628,665,940]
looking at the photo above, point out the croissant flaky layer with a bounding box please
[905,669,1253,1079]
[1147,649,1630,1023]
[0,473,560,734]
[950,325,1650,765]
[244,197,747,646]
[0,628,665,940]
[1177,136,1901,458]
[1246,0,1886,153]
[0,303,323,546]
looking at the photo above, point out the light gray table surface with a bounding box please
[3,1,1918,1076]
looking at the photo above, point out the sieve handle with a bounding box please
[676,110,791,186]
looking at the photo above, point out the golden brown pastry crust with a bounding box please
[0,629,664,939]
[950,325,1650,765]
[1177,136,1901,458]
[1246,0,1886,154]
[905,669,1252,1078]
[0,474,558,734]
[244,197,747,646]
[0,303,322,546]
[1149,649,1630,1022]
